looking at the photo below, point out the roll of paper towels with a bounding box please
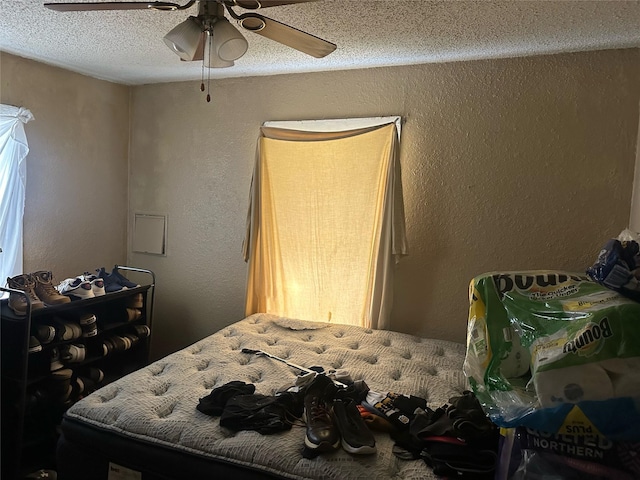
[600,357,640,399]
[534,362,614,408]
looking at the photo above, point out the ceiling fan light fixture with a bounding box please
[212,18,248,62]
[163,16,202,61]
[204,30,234,68]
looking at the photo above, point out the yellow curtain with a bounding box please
[243,122,407,329]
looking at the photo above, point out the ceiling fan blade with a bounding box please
[44,1,183,11]
[228,0,319,9]
[238,13,335,58]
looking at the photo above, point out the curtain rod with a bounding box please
[263,116,403,138]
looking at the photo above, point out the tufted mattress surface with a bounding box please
[63,314,468,479]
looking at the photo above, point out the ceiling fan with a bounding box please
[43,1,337,67]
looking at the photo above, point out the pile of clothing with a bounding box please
[197,373,375,457]
[384,390,499,479]
[197,371,499,477]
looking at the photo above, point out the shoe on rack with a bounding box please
[303,375,340,452]
[126,293,144,308]
[6,274,45,315]
[96,267,126,293]
[333,400,377,454]
[78,375,97,394]
[48,378,74,403]
[32,271,71,306]
[57,277,94,300]
[126,308,142,322]
[111,335,129,351]
[48,368,73,397]
[23,468,57,479]
[50,348,64,371]
[33,324,56,344]
[123,333,139,348]
[110,266,140,289]
[81,272,106,296]
[54,319,82,341]
[28,336,43,354]
[81,367,105,384]
[79,313,98,337]
[73,376,85,397]
[102,338,116,357]
[78,367,104,396]
[134,324,151,339]
[60,343,86,363]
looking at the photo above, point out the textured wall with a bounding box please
[631,117,640,233]
[128,49,640,359]
[1,53,130,282]
[2,50,637,359]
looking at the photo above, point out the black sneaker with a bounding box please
[303,375,340,452]
[333,399,377,454]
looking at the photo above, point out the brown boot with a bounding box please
[32,271,71,306]
[6,274,46,315]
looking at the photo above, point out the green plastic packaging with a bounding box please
[464,271,640,440]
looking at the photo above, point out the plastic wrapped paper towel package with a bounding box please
[498,425,640,479]
[463,270,640,441]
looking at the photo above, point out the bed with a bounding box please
[57,313,469,479]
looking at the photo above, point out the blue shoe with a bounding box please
[96,267,126,293]
[110,266,140,289]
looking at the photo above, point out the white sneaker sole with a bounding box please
[304,436,340,451]
[341,439,377,455]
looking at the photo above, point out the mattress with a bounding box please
[58,313,468,479]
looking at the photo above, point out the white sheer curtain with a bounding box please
[0,105,34,284]
[243,118,407,329]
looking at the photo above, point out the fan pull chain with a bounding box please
[207,67,211,103]
[203,31,211,102]
[200,61,205,92]
[200,34,207,94]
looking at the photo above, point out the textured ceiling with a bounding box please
[1,0,640,85]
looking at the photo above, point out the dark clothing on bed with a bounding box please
[392,390,499,479]
[198,381,304,434]
[219,392,304,434]
[197,380,256,416]
[198,376,370,436]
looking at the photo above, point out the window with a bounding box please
[0,105,34,285]
[243,118,406,329]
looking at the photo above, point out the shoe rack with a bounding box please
[0,265,155,479]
